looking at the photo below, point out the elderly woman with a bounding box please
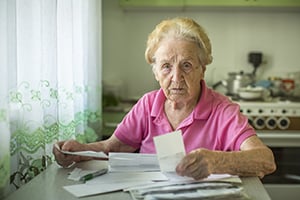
[53,17,276,180]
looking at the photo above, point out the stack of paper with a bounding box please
[63,151,170,197]
[64,165,241,198]
[64,171,169,197]
[108,152,160,172]
[126,180,249,200]
[62,130,247,198]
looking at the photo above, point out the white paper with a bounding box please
[124,174,241,192]
[54,143,108,159]
[153,130,186,172]
[60,150,108,158]
[126,177,245,200]
[108,152,160,172]
[62,134,242,198]
[85,171,168,185]
[64,181,152,198]
[68,168,99,181]
[64,173,240,197]
[64,171,168,197]
[67,160,108,181]
[63,159,240,198]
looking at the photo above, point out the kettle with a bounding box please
[213,71,255,96]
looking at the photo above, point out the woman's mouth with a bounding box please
[169,87,185,94]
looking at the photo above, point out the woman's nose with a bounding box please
[171,66,183,82]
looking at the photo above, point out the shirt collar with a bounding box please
[193,80,213,120]
[151,88,165,118]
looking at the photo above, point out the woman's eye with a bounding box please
[182,62,192,71]
[161,64,171,71]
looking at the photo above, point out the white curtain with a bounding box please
[0,0,102,197]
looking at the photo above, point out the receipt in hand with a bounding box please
[153,130,186,172]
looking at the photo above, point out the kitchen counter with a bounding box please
[5,161,271,200]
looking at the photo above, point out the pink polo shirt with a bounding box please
[114,80,256,154]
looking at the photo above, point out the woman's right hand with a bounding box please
[52,140,88,168]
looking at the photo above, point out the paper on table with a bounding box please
[54,143,108,159]
[108,152,160,172]
[68,168,98,181]
[153,130,186,172]
[67,160,108,181]
[64,181,152,198]
[64,171,168,197]
[86,171,168,185]
[64,172,240,198]
[124,174,241,192]
[126,176,246,200]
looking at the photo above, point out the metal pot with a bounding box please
[238,86,271,101]
[213,71,255,96]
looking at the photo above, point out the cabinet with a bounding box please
[119,0,300,10]
[185,0,300,7]
[119,0,183,9]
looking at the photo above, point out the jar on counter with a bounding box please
[287,71,300,98]
[280,78,295,97]
[268,76,282,97]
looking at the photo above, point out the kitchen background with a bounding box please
[102,0,300,100]
[101,2,300,199]
[1,1,298,199]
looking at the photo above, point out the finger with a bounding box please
[60,140,76,151]
[187,163,210,180]
[52,142,64,158]
[56,153,78,168]
[58,160,75,168]
[52,141,76,167]
[176,151,211,179]
[61,139,82,152]
[55,141,67,150]
[176,154,197,175]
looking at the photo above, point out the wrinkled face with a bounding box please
[153,38,205,103]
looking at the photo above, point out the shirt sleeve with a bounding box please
[216,102,256,151]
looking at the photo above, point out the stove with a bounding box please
[237,100,300,131]
[234,99,300,147]
[234,99,300,200]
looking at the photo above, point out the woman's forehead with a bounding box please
[154,39,200,62]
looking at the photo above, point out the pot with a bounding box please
[213,71,255,96]
[238,86,270,100]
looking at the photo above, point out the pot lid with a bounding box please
[228,71,254,79]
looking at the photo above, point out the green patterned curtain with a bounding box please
[0,0,102,198]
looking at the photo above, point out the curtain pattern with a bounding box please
[0,0,102,198]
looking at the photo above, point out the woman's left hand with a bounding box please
[176,148,217,180]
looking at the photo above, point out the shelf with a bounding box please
[185,0,300,7]
[119,0,300,10]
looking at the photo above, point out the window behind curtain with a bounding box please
[0,0,102,198]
